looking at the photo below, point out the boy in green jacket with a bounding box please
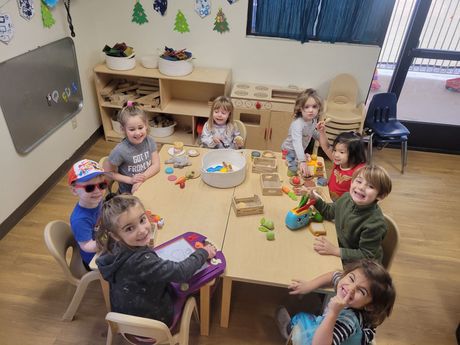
[298,164,392,263]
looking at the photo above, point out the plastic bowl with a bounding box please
[141,55,158,69]
[105,54,136,71]
[201,149,247,188]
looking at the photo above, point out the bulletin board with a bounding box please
[0,37,83,154]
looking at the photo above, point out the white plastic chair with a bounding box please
[382,214,400,271]
[44,220,100,321]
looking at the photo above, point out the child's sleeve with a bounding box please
[340,219,387,261]
[313,198,336,220]
[291,121,307,161]
[134,248,208,283]
[201,123,216,148]
[108,144,124,166]
[330,309,361,345]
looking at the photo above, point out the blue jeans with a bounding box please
[286,150,298,173]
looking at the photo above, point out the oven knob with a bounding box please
[255,101,261,109]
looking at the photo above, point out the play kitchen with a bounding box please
[230,83,302,151]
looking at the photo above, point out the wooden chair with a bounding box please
[234,119,247,145]
[382,214,400,271]
[43,220,100,321]
[105,296,199,345]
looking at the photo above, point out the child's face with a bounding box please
[212,107,230,126]
[115,203,152,247]
[350,173,380,206]
[337,268,372,310]
[72,175,106,208]
[332,143,350,168]
[301,97,319,121]
[124,115,147,145]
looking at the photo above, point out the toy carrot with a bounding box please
[174,176,187,185]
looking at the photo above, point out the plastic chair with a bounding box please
[105,296,199,345]
[44,220,100,321]
[233,119,247,146]
[382,214,400,271]
[364,93,410,173]
[99,156,118,195]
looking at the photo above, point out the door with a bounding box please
[266,111,292,152]
[234,108,270,150]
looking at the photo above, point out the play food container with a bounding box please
[149,121,176,137]
[201,149,247,188]
[105,54,136,71]
[158,57,193,76]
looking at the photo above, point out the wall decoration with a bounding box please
[41,1,55,27]
[213,8,229,34]
[153,0,167,16]
[0,12,14,44]
[42,0,58,7]
[17,0,34,20]
[195,0,210,18]
[132,0,148,25]
[174,10,189,33]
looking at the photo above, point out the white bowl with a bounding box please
[141,55,158,69]
[202,149,247,188]
[105,54,136,71]
[150,122,176,137]
[158,57,193,76]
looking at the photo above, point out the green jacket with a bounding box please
[314,193,386,263]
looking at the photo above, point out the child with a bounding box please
[96,195,217,327]
[320,131,367,201]
[276,259,396,345]
[103,101,160,194]
[68,159,108,270]
[281,89,330,177]
[201,96,244,149]
[296,164,392,263]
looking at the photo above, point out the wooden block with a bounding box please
[232,195,264,216]
[309,222,326,236]
[136,93,160,107]
[137,85,159,91]
[100,80,119,96]
[252,157,277,173]
[115,83,140,93]
[260,173,282,196]
[138,78,159,86]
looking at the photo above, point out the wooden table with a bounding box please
[219,152,342,328]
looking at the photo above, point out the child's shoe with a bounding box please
[287,169,297,177]
[275,306,291,340]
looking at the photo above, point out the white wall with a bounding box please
[0,0,379,224]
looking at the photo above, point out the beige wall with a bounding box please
[0,0,379,224]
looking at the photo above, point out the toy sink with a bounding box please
[201,149,247,188]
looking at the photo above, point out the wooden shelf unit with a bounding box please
[94,64,232,144]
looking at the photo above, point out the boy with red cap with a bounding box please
[68,159,107,270]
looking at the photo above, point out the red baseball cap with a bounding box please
[68,159,105,185]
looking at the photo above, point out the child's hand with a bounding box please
[305,153,312,162]
[327,290,353,314]
[233,136,244,148]
[313,237,340,257]
[316,121,327,132]
[203,244,217,259]
[131,182,143,193]
[299,161,308,176]
[293,185,310,196]
[212,136,223,145]
[288,279,314,295]
[132,173,146,184]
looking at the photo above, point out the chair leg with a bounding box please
[367,133,374,163]
[62,270,99,321]
[106,325,113,345]
[401,141,408,174]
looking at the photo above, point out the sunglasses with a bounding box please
[74,181,109,193]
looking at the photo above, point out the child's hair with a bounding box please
[96,194,147,253]
[333,131,367,167]
[117,101,150,133]
[206,96,235,133]
[352,164,392,199]
[294,88,323,119]
[340,259,396,327]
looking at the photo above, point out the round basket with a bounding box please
[111,119,124,135]
[158,57,193,76]
[201,150,247,188]
[150,122,176,137]
[105,54,136,71]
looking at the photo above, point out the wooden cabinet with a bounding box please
[94,64,231,145]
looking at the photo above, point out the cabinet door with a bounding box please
[267,111,292,152]
[234,108,270,150]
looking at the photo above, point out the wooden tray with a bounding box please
[232,194,264,216]
[260,173,282,196]
[252,157,277,173]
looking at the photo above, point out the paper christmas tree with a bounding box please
[213,8,229,34]
[41,1,55,28]
[174,10,189,33]
[132,1,148,25]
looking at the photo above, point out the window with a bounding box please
[247,0,395,46]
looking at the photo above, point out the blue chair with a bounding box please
[364,93,410,173]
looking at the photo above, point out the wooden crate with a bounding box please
[232,194,264,216]
[252,157,277,173]
[260,173,282,196]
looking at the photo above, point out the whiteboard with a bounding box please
[0,37,83,154]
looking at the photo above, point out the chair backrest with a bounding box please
[99,156,118,194]
[44,220,87,286]
[382,214,400,270]
[105,296,198,345]
[365,92,398,126]
[326,74,359,111]
[233,119,247,143]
